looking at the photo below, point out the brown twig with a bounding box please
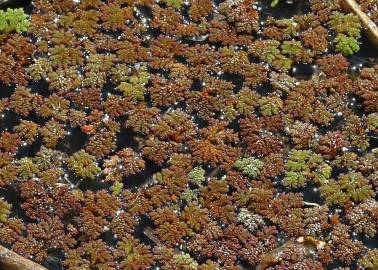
[0,245,48,270]
[339,0,378,48]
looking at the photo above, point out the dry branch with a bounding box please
[0,245,48,270]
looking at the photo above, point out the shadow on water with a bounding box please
[15,138,42,158]
[0,0,33,14]
[78,176,112,192]
[260,0,310,20]
[28,80,50,98]
[291,63,315,80]
[56,127,89,155]
[116,126,140,151]
[123,159,161,190]
[0,82,14,98]
[348,33,378,70]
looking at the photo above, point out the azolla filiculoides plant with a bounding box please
[0,0,377,269]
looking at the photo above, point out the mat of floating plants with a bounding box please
[0,0,377,269]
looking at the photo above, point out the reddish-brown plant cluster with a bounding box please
[0,0,376,269]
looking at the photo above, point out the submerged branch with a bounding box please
[143,226,165,248]
[0,245,48,270]
[340,0,378,48]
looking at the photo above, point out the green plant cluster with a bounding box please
[117,65,149,101]
[273,19,299,38]
[329,12,361,56]
[367,113,378,131]
[188,166,206,186]
[172,253,198,269]
[0,197,11,223]
[67,150,101,180]
[259,96,283,116]
[334,34,360,56]
[283,150,331,188]
[180,189,197,203]
[358,248,378,270]
[0,8,29,34]
[251,40,293,72]
[320,172,374,206]
[165,0,184,9]
[111,181,124,196]
[234,157,263,179]
[235,88,258,116]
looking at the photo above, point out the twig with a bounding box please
[303,201,320,207]
[339,0,378,48]
[143,226,164,247]
[0,245,48,270]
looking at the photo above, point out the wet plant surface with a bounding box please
[0,0,377,269]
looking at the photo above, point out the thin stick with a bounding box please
[0,245,48,270]
[143,226,164,247]
[339,0,378,48]
[303,201,320,207]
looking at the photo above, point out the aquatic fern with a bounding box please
[320,172,374,207]
[235,88,259,115]
[188,167,206,186]
[17,157,39,180]
[111,181,124,196]
[285,150,311,172]
[329,12,361,38]
[283,150,329,187]
[259,96,283,116]
[317,164,332,185]
[273,54,293,72]
[117,82,146,101]
[172,253,198,269]
[116,66,149,101]
[250,40,293,72]
[281,40,303,57]
[165,0,184,9]
[67,150,101,179]
[129,66,149,85]
[237,208,265,232]
[334,34,360,56]
[181,189,197,203]
[0,8,29,34]
[283,171,307,188]
[367,113,378,132]
[329,11,361,56]
[358,248,378,270]
[234,157,263,179]
[0,197,11,223]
